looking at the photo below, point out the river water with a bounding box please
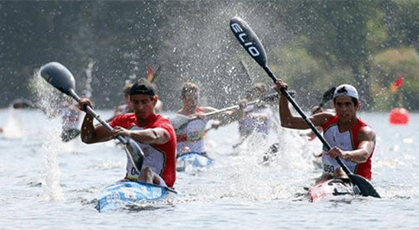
[0,107,418,229]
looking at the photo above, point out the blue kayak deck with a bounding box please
[96,180,177,212]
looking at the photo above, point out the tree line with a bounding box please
[1,0,418,111]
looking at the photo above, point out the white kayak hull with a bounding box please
[96,180,176,212]
[308,179,359,202]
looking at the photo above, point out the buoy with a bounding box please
[389,108,409,125]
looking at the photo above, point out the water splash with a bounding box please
[174,121,319,203]
[28,71,66,201]
[39,121,66,202]
[83,61,94,98]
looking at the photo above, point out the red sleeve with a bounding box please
[160,121,176,138]
[109,114,122,128]
[153,116,177,187]
[109,114,135,129]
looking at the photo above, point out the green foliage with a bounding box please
[366,10,388,53]
[384,0,419,47]
[3,0,419,112]
[269,45,351,109]
[370,47,419,110]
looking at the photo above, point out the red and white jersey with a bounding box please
[321,115,373,180]
[174,107,207,155]
[109,113,177,187]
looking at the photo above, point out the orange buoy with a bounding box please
[389,108,409,125]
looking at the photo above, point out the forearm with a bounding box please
[342,149,370,163]
[279,95,298,128]
[80,114,111,143]
[342,130,376,163]
[80,114,96,143]
[129,128,169,144]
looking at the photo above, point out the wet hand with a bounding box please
[273,79,288,93]
[78,97,93,112]
[327,147,348,160]
[112,126,130,138]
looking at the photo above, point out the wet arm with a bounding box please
[128,127,170,144]
[279,92,332,130]
[341,127,376,163]
[279,94,311,129]
[80,113,113,143]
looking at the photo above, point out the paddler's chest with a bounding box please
[323,125,354,150]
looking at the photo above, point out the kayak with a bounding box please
[96,180,177,212]
[176,152,213,172]
[308,178,359,202]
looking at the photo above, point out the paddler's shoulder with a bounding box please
[153,114,176,132]
[357,124,376,142]
[111,113,136,122]
[311,111,335,125]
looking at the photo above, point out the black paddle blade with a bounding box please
[230,17,267,67]
[311,87,336,115]
[125,138,144,172]
[40,62,75,96]
[349,174,380,198]
[322,87,336,102]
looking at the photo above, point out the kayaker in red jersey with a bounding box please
[274,81,376,183]
[78,78,176,188]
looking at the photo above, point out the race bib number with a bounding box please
[322,153,338,175]
[323,164,335,173]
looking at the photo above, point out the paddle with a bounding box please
[39,62,144,172]
[173,91,295,133]
[230,17,380,198]
[311,87,336,115]
[204,92,280,117]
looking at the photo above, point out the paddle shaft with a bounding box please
[202,105,241,118]
[68,89,127,145]
[263,65,354,177]
[175,93,278,132]
[204,93,277,117]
